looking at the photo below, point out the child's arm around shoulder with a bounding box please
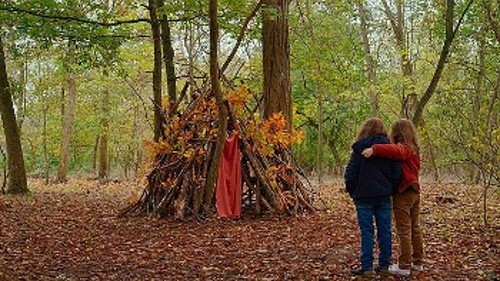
[370,143,413,160]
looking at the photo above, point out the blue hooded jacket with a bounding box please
[344,135,402,201]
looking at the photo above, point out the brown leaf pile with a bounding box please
[0,178,498,280]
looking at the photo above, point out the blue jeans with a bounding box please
[355,199,392,270]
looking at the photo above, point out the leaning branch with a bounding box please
[451,0,474,39]
[0,5,201,27]
[0,6,149,26]
[220,0,263,74]
[412,0,474,126]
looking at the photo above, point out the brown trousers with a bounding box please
[393,188,424,268]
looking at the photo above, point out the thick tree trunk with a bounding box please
[149,0,163,141]
[57,71,77,183]
[1,146,7,194]
[203,0,228,210]
[262,0,291,130]
[159,0,177,111]
[0,36,29,194]
[356,0,378,117]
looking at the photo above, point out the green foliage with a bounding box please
[0,0,497,183]
[289,1,374,171]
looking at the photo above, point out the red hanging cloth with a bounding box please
[216,133,242,218]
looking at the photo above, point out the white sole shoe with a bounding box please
[388,264,411,276]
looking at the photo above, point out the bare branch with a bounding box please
[0,5,150,26]
[0,5,201,26]
[221,0,263,74]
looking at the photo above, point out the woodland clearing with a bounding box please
[0,178,498,280]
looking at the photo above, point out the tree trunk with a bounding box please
[470,34,485,182]
[473,35,484,130]
[149,0,163,141]
[262,0,291,130]
[356,0,378,117]
[133,100,141,176]
[381,0,416,118]
[422,130,440,182]
[0,36,29,194]
[1,146,7,194]
[203,0,229,210]
[107,145,112,178]
[16,58,27,131]
[184,21,198,101]
[57,71,77,183]
[40,62,49,185]
[305,116,342,175]
[316,88,323,186]
[487,72,499,131]
[98,72,110,180]
[43,99,49,185]
[93,135,98,173]
[158,0,177,112]
[412,0,473,126]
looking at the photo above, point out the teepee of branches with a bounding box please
[121,86,316,219]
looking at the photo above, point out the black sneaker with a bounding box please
[350,269,374,277]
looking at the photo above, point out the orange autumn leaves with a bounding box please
[143,98,217,164]
[226,86,304,156]
[225,85,251,116]
[145,86,304,161]
[246,113,304,157]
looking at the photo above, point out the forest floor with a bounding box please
[0,178,499,281]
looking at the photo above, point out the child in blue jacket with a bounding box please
[345,117,401,277]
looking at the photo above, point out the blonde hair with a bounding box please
[356,117,387,141]
[390,118,419,153]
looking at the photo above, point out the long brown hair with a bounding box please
[356,117,387,141]
[390,118,419,153]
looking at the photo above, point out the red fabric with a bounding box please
[216,134,242,218]
[372,143,421,193]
